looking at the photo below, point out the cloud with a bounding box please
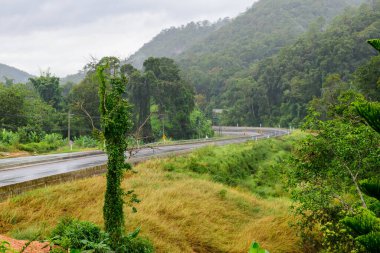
[0,0,254,77]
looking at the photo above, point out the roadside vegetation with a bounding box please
[0,129,99,156]
[0,134,301,253]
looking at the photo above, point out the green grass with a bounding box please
[0,132,306,252]
[161,131,305,198]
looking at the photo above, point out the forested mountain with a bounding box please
[0,63,33,84]
[178,0,365,102]
[127,19,229,69]
[122,0,367,127]
[219,1,380,126]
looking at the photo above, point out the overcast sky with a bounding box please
[0,0,255,77]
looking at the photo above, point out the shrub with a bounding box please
[248,241,269,253]
[50,218,110,252]
[18,126,44,143]
[0,240,15,253]
[19,142,58,153]
[74,135,98,148]
[0,129,19,146]
[43,133,64,145]
[18,133,64,153]
[116,237,154,253]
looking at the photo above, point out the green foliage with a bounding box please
[368,39,380,52]
[356,231,380,252]
[29,72,62,110]
[0,83,65,138]
[0,129,19,146]
[50,218,110,252]
[163,134,301,198]
[128,19,228,68]
[356,101,380,133]
[174,1,379,127]
[288,91,380,251]
[18,133,64,153]
[68,71,101,135]
[145,57,195,140]
[97,57,134,248]
[248,241,269,253]
[116,237,154,253]
[189,108,214,138]
[126,64,153,142]
[354,55,380,101]
[0,240,15,253]
[73,135,98,148]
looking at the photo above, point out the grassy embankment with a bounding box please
[0,132,305,253]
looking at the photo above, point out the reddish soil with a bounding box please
[0,235,50,253]
[0,151,30,159]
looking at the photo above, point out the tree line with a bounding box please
[0,57,213,153]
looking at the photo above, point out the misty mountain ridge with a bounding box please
[0,63,33,84]
[128,0,365,71]
[126,18,230,68]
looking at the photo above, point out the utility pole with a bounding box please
[68,110,71,145]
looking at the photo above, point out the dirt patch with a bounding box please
[0,235,50,253]
[0,152,30,159]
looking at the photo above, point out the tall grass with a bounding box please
[0,133,305,252]
[162,132,304,198]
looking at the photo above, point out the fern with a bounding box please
[368,39,380,52]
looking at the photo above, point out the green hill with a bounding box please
[127,19,229,69]
[178,0,364,97]
[218,1,380,126]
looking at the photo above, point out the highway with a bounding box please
[0,127,289,188]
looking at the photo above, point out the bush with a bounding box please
[18,126,44,143]
[116,237,154,253]
[18,133,64,153]
[74,135,98,148]
[50,218,154,253]
[43,133,64,145]
[0,129,19,146]
[19,142,59,153]
[50,218,110,252]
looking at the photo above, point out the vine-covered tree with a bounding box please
[97,57,133,247]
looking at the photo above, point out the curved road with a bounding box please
[0,127,289,187]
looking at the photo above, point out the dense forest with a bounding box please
[0,57,213,154]
[219,1,380,126]
[125,0,369,127]
[127,19,229,69]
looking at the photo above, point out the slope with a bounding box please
[0,63,33,84]
[178,0,365,98]
[127,19,229,69]
[219,0,380,126]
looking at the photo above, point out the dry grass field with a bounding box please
[0,139,303,252]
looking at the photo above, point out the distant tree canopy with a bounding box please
[29,73,62,110]
[200,1,380,127]
[124,0,378,128]
[0,82,62,135]
[68,57,198,141]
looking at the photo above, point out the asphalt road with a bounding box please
[0,127,288,187]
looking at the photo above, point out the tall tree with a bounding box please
[144,57,195,139]
[97,57,133,247]
[125,64,154,142]
[29,72,62,110]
